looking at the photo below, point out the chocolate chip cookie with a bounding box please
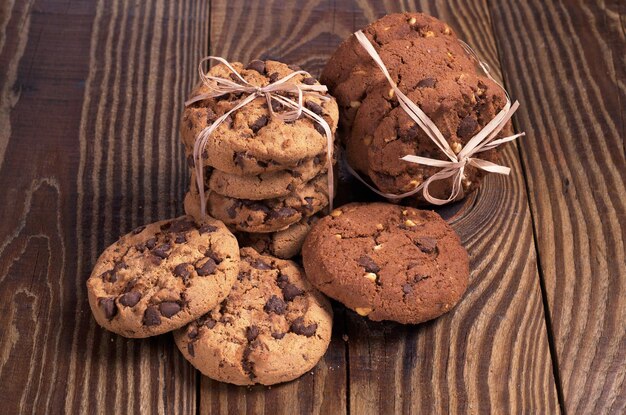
[174,247,333,385]
[302,203,469,324]
[321,13,511,201]
[185,174,329,233]
[189,153,328,201]
[181,60,338,175]
[87,216,240,338]
[237,214,321,259]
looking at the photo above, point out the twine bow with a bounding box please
[350,30,525,205]
[185,57,334,216]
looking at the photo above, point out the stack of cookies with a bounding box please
[86,216,334,385]
[181,59,339,258]
[321,12,512,203]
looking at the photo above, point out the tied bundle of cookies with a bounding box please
[321,13,521,205]
[182,59,339,259]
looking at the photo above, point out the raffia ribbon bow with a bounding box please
[185,57,334,216]
[351,30,525,205]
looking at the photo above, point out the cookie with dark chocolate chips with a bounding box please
[236,214,322,259]
[302,202,469,324]
[174,247,333,386]
[185,174,329,233]
[87,215,240,338]
[181,59,338,175]
[192,152,331,201]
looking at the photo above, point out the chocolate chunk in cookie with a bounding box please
[289,317,318,337]
[119,291,141,307]
[99,297,117,320]
[264,295,287,314]
[246,59,266,75]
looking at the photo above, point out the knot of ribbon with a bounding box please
[350,30,525,205]
[185,57,335,216]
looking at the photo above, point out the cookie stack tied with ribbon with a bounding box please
[321,13,523,205]
[181,59,339,257]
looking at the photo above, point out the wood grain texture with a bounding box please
[489,0,626,413]
[0,0,208,413]
[3,0,622,413]
[342,1,559,413]
[202,3,350,413]
[207,1,558,414]
[209,0,351,77]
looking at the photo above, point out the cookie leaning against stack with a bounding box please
[86,216,240,338]
[181,59,338,254]
[321,12,512,202]
[302,202,469,324]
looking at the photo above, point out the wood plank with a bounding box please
[202,2,348,413]
[0,0,209,413]
[209,0,354,77]
[489,0,626,413]
[206,0,558,414]
[341,3,558,413]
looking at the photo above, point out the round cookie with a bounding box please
[87,216,240,338]
[191,153,328,201]
[208,174,329,232]
[184,174,329,233]
[181,60,338,175]
[174,247,333,386]
[237,214,321,259]
[302,202,469,324]
[320,13,510,201]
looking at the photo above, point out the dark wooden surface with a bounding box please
[0,1,623,414]
[490,1,626,413]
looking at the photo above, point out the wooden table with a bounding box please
[1,1,624,414]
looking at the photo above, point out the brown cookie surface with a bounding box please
[200,153,328,200]
[302,202,469,324]
[185,174,329,233]
[174,247,333,386]
[87,216,240,338]
[181,60,338,175]
[321,13,467,133]
[236,214,321,259]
